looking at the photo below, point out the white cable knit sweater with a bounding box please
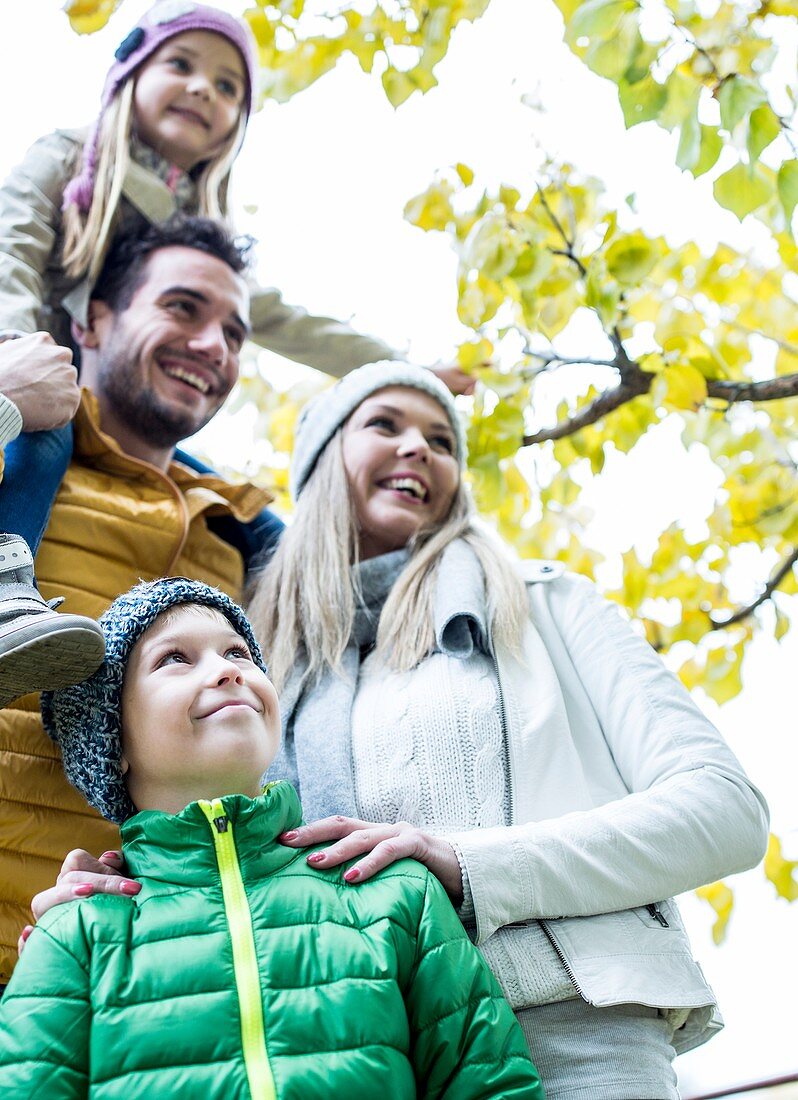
[351,647,577,1010]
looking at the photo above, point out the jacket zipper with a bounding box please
[539,920,588,1000]
[646,903,670,928]
[199,799,276,1100]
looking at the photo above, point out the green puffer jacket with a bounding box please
[0,782,542,1100]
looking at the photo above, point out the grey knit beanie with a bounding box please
[41,577,266,825]
[290,361,467,500]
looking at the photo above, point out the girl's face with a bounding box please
[342,386,460,560]
[133,30,246,170]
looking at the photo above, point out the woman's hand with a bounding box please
[279,817,464,906]
[19,849,141,955]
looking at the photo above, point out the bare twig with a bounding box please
[528,350,619,369]
[709,546,798,629]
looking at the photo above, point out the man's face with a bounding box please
[87,246,250,449]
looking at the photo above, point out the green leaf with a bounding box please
[777,159,798,225]
[676,94,701,171]
[713,162,772,220]
[605,232,662,286]
[585,261,621,327]
[659,68,698,132]
[693,126,722,178]
[747,103,781,161]
[618,73,668,128]
[717,75,767,134]
[568,0,635,41]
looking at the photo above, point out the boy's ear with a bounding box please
[77,299,111,349]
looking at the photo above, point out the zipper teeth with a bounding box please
[539,920,586,999]
[200,799,276,1100]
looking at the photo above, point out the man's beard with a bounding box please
[97,336,221,448]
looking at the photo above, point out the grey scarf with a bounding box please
[265,539,489,822]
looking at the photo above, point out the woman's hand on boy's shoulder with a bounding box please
[20,848,141,954]
[279,817,464,906]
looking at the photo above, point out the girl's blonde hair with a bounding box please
[62,75,245,282]
[247,428,528,691]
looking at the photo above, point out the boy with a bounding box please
[0,577,542,1099]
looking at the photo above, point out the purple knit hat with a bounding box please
[63,0,259,213]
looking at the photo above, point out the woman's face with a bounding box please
[342,386,460,560]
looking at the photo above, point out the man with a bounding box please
[0,216,281,981]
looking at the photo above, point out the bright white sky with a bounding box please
[2,1,797,1093]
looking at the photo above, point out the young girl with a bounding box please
[0,577,541,1099]
[0,0,444,704]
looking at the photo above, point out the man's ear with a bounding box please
[76,299,111,349]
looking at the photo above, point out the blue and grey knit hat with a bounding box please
[41,577,266,825]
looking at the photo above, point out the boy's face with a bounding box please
[120,605,280,815]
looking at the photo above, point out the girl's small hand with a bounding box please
[429,362,477,396]
[279,817,464,906]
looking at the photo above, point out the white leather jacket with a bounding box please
[448,562,770,1054]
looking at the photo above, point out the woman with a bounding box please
[32,361,768,1097]
[246,361,769,1100]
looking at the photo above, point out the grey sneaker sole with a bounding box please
[0,619,105,708]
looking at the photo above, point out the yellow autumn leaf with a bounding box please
[764,834,798,901]
[457,337,494,372]
[652,363,708,411]
[65,0,120,33]
[267,401,299,454]
[696,881,735,944]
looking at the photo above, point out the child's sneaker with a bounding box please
[0,534,105,708]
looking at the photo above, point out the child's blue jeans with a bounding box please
[0,425,73,553]
[0,426,284,568]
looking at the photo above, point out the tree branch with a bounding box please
[522,371,650,446]
[709,546,798,629]
[706,373,798,404]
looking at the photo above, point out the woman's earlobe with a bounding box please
[119,755,130,777]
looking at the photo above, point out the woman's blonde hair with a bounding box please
[247,428,528,691]
[62,74,245,282]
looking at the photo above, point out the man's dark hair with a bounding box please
[92,215,254,312]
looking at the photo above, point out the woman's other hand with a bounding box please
[20,849,141,954]
[279,817,464,906]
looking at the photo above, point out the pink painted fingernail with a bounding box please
[344,867,361,883]
[120,881,141,895]
[101,851,122,861]
[21,925,33,941]
[307,851,325,864]
[73,884,94,897]
[280,831,298,842]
